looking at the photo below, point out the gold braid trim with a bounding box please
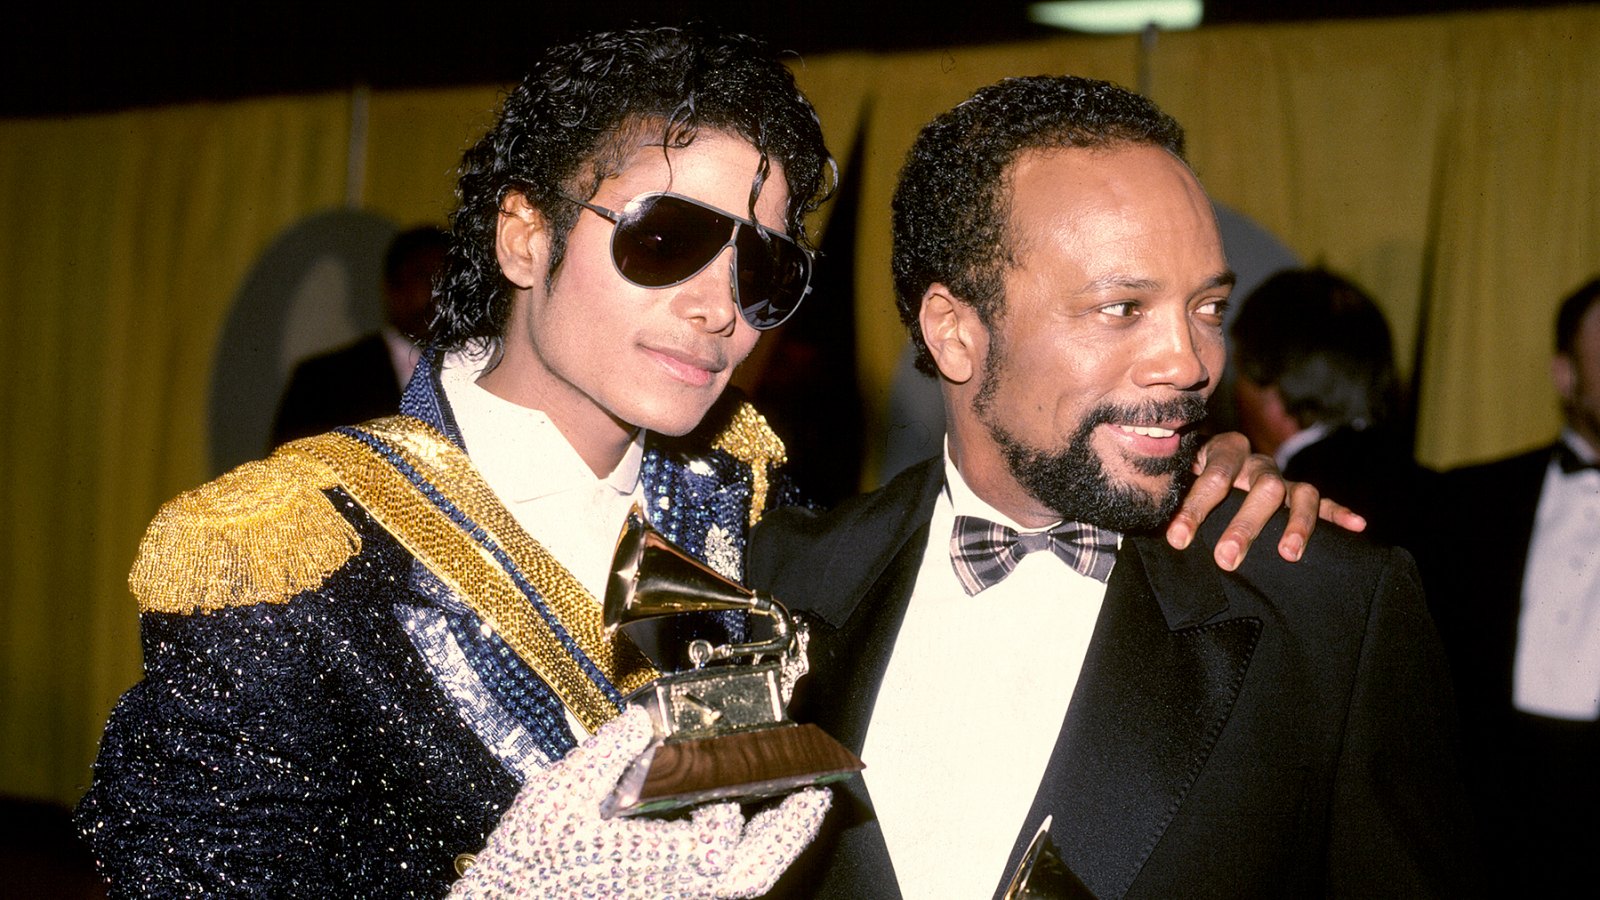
[296,418,658,734]
[710,401,788,528]
[131,448,358,615]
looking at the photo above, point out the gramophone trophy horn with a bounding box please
[599,506,863,818]
[1002,816,1096,899]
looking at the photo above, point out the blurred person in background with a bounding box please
[1230,267,1436,550]
[1427,275,1600,897]
[271,224,448,446]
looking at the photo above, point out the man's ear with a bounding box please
[1553,353,1576,402]
[495,191,548,289]
[919,284,985,384]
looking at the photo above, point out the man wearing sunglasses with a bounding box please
[78,27,1349,900]
[750,76,1476,898]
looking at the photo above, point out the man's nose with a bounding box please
[1133,317,1212,391]
[669,245,741,335]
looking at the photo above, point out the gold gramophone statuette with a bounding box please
[598,506,863,818]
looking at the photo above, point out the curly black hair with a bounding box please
[433,25,835,351]
[890,75,1187,376]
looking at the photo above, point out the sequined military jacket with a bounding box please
[75,356,799,899]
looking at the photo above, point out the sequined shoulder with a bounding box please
[710,401,788,527]
[710,401,788,468]
[130,443,361,615]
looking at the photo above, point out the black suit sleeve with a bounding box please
[1326,546,1482,897]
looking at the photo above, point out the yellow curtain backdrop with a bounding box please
[1148,8,1600,466]
[364,84,509,228]
[0,95,352,804]
[1413,10,1600,464]
[2,6,1597,809]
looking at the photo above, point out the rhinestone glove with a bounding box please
[450,705,831,899]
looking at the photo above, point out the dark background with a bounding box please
[5,1,1590,117]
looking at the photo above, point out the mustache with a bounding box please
[1079,394,1210,432]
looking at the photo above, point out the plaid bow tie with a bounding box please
[949,514,1119,596]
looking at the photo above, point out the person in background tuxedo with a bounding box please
[750,75,1476,899]
[269,224,448,446]
[1427,275,1600,896]
[1230,267,1436,549]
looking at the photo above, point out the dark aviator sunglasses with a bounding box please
[563,191,813,330]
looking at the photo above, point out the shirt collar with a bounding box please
[1560,428,1598,467]
[438,350,644,504]
[943,440,1054,533]
[1275,420,1331,469]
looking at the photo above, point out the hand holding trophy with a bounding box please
[452,506,855,898]
[450,705,833,899]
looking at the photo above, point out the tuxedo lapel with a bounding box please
[804,533,928,753]
[1490,449,1552,697]
[1435,446,1553,711]
[1006,536,1261,900]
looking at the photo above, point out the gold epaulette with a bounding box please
[129,446,360,615]
[710,401,789,528]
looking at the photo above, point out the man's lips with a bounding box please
[641,344,725,387]
[1113,423,1180,439]
[1102,420,1194,455]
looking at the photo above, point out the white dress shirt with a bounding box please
[1514,430,1600,720]
[860,449,1113,899]
[439,352,646,736]
[1274,420,1330,470]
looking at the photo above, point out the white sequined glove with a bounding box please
[450,706,831,899]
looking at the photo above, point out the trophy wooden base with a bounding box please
[602,722,864,818]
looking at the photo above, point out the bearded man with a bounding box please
[750,75,1476,899]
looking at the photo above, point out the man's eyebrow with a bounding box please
[1079,275,1161,294]
[1076,270,1237,294]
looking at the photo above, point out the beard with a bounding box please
[976,360,1208,533]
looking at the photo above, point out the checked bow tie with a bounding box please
[949,514,1119,596]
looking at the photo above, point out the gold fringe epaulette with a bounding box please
[711,401,788,528]
[129,446,359,615]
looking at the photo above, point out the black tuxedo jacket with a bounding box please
[271,333,403,447]
[1282,425,1437,554]
[750,458,1477,899]
[1424,444,1600,895]
[1424,445,1551,730]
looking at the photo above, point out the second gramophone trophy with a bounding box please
[599,506,863,818]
